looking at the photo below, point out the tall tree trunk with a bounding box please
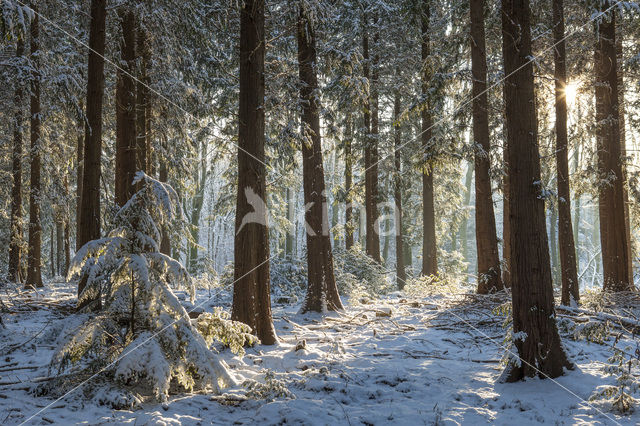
[297,5,343,313]
[362,14,381,263]
[232,0,277,344]
[136,24,149,175]
[78,0,106,301]
[115,9,137,207]
[549,204,559,285]
[617,26,633,283]
[471,0,503,293]
[344,114,354,250]
[572,143,581,276]
[460,163,473,269]
[595,3,632,292]
[56,219,63,276]
[393,92,406,289]
[189,143,207,273]
[75,101,84,251]
[9,39,25,283]
[502,143,511,288]
[26,6,43,289]
[285,187,295,256]
[501,0,571,381]
[421,2,437,277]
[159,162,171,256]
[553,0,579,305]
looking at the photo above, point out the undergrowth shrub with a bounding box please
[50,173,237,403]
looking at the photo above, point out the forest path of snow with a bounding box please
[0,282,634,425]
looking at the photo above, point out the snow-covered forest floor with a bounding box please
[1,281,639,425]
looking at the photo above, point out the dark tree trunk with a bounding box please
[393,92,406,289]
[421,2,437,277]
[595,4,632,292]
[189,144,207,273]
[232,0,277,345]
[26,7,43,289]
[553,0,579,305]
[362,14,381,263]
[501,0,571,381]
[297,6,343,313]
[9,39,25,283]
[78,0,106,299]
[344,115,354,250]
[159,162,171,256]
[471,0,503,294]
[115,9,137,207]
[136,24,149,175]
[75,101,83,251]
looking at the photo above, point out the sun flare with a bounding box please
[565,82,578,104]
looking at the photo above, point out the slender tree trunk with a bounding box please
[75,101,83,251]
[9,39,25,283]
[460,163,473,268]
[56,219,63,276]
[159,162,171,256]
[26,6,43,289]
[549,204,559,285]
[572,144,581,277]
[421,2,437,277]
[501,0,571,381]
[345,114,354,250]
[189,144,207,272]
[471,0,503,293]
[297,5,343,313]
[502,144,511,288]
[393,92,406,289]
[617,27,633,283]
[115,9,137,207]
[136,24,149,175]
[362,14,380,263]
[285,187,295,256]
[232,0,277,344]
[553,0,579,305]
[78,0,106,300]
[595,4,632,292]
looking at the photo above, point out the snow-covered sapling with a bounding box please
[52,172,235,402]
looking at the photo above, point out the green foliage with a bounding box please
[196,308,259,357]
[333,246,393,301]
[243,370,294,401]
[590,342,640,414]
[52,174,235,402]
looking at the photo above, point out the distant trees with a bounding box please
[231,0,277,345]
[501,0,571,381]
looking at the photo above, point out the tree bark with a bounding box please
[285,187,295,256]
[553,0,579,305]
[78,0,106,300]
[75,101,83,252]
[297,5,343,313]
[501,0,571,381]
[594,4,633,292]
[115,9,137,207]
[136,24,149,175]
[471,0,503,294]
[421,2,437,277]
[362,13,381,263]
[25,6,43,289]
[159,162,171,256]
[232,0,277,344]
[393,92,406,289]
[8,38,25,283]
[345,114,354,251]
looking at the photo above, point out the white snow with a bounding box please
[0,281,637,425]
